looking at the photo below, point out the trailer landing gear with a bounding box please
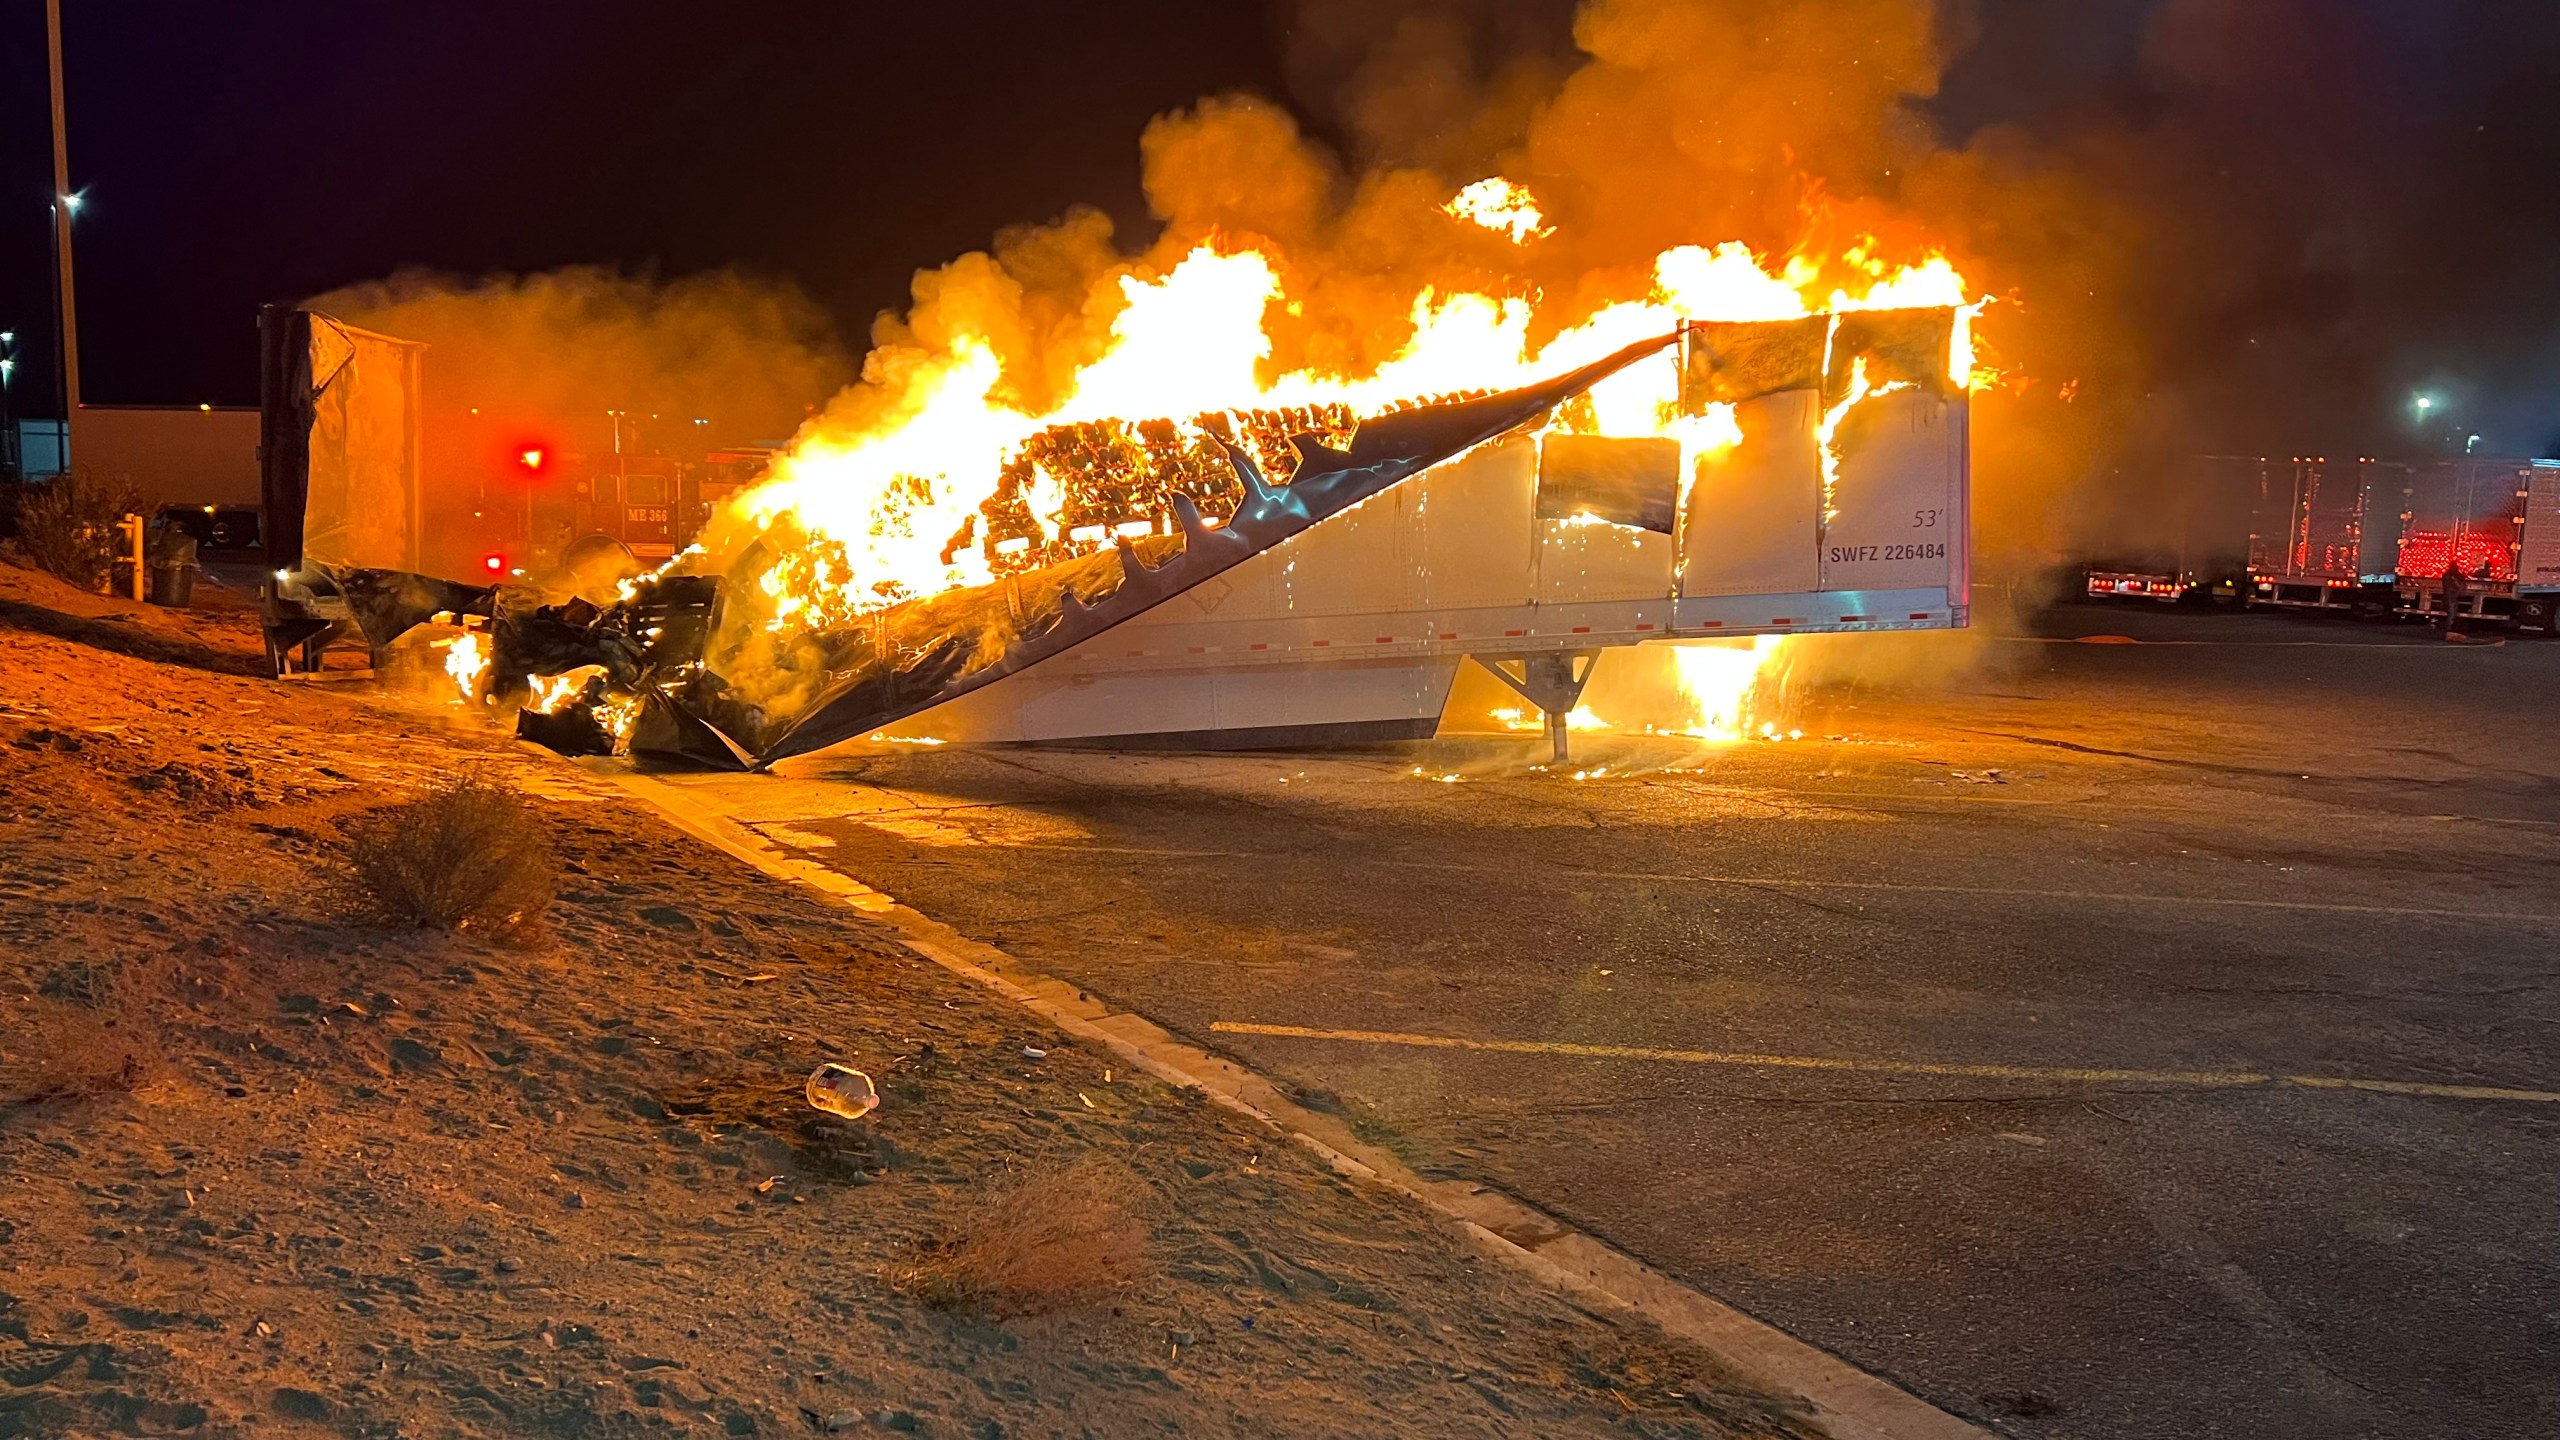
[1473,651,1601,765]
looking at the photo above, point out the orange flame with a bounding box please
[1444,177,1552,243]
[721,183,1980,729]
[443,631,488,704]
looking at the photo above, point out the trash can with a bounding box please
[148,563,196,607]
[146,530,199,608]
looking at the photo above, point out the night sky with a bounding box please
[5,1,2557,459]
[0,2,1289,410]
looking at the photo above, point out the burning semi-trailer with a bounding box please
[737,306,1969,766]
[254,184,1983,770]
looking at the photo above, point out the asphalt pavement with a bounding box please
[654,605,2560,1440]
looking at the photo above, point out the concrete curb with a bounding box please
[595,764,1999,1440]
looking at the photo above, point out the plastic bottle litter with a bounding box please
[805,1063,880,1120]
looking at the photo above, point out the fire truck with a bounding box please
[421,406,772,583]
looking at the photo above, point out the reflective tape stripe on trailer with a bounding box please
[1084,608,1961,667]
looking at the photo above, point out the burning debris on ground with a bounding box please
[455,571,756,765]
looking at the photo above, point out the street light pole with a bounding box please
[46,0,81,426]
[1,332,18,482]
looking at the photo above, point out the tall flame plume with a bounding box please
[719,179,1980,740]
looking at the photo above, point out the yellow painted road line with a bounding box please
[1208,1022,2560,1104]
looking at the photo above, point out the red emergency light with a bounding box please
[483,552,507,575]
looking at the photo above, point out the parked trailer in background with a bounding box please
[2242,454,2403,612]
[74,404,262,508]
[2391,456,2537,626]
[2237,452,2560,631]
[2081,457,2253,604]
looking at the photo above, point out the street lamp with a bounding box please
[46,0,81,442]
[0,330,16,482]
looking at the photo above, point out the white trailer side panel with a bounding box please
[2513,461,2560,593]
[896,655,1461,745]
[1682,389,1821,597]
[1818,387,1966,594]
[896,388,1968,746]
[1537,520,1673,605]
[1408,438,1537,612]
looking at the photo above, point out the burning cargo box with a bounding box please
[751,309,1970,762]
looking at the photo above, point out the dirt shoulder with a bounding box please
[0,559,1819,1440]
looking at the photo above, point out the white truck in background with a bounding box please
[2517,460,2560,630]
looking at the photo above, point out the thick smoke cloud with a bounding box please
[1259,0,2560,557]
[1983,0,2560,463]
[1281,1,1579,175]
[307,267,850,445]
[1253,0,2127,569]
[796,0,2113,589]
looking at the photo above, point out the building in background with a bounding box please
[11,420,67,478]
[70,404,262,505]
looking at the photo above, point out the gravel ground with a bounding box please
[0,559,1818,1440]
